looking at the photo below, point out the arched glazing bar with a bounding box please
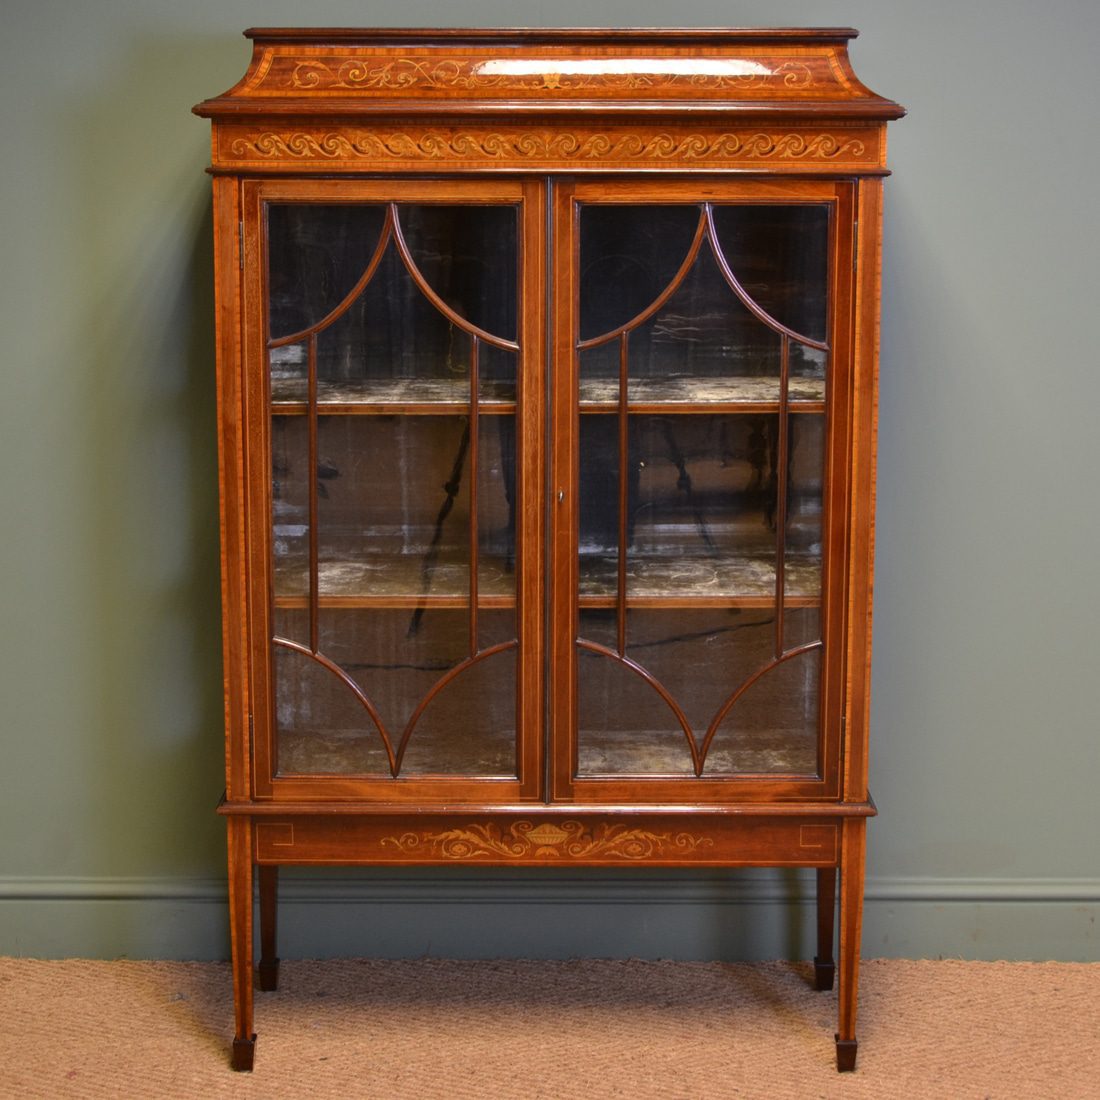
[389,206,519,352]
[394,639,519,773]
[268,209,395,349]
[577,203,830,353]
[272,636,398,775]
[577,210,708,351]
[703,205,830,353]
[697,640,822,773]
[578,640,701,774]
[269,204,520,352]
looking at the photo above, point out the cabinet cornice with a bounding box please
[194,29,905,145]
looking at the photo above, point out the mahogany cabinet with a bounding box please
[194,27,903,1073]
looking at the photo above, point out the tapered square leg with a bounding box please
[835,818,867,1072]
[814,866,837,991]
[258,865,279,992]
[227,816,256,1071]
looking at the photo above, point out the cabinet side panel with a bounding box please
[241,179,276,798]
[212,175,250,800]
[843,179,884,802]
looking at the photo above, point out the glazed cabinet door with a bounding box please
[242,179,545,802]
[550,179,856,803]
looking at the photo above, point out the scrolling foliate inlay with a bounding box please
[223,127,873,168]
[285,57,817,94]
[381,820,715,861]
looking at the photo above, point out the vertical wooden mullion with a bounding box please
[616,331,629,657]
[307,334,319,655]
[469,335,480,658]
[774,335,791,660]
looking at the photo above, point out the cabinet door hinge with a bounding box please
[238,221,244,269]
[248,711,254,752]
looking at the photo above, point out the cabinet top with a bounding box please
[194,27,903,121]
[241,27,862,44]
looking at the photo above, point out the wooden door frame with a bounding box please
[549,175,859,805]
[238,175,547,805]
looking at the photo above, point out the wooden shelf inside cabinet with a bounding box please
[579,551,820,608]
[578,376,825,415]
[270,377,517,417]
[198,25,901,1076]
[272,552,818,610]
[273,555,516,609]
[269,376,825,417]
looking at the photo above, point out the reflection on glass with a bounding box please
[268,205,387,340]
[791,344,827,384]
[400,205,517,341]
[710,204,830,342]
[274,609,517,776]
[271,416,310,605]
[270,413,519,602]
[577,608,821,775]
[270,415,516,602]
[574,200,829,779]
[266,202,520,780]
[578,204,830,407]
[579,204,700,342]
[622,245,781,381]
[267,203,518,406]
[704,646,820,775]
[578,414,822,602]
[403,615,517,775]
[783,414,824,651]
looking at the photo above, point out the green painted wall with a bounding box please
[1,0,1097,961]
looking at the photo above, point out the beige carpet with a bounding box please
[1,957,1097,1098]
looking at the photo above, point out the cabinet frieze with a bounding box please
[217,122,881,172]
[251,815,839,866]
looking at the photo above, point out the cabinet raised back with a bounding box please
[194,26,903,1074]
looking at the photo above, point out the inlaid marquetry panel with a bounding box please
[250,814,840,866]
[239,47,852,100]
[382,820,715,860]
[216,123,881,172]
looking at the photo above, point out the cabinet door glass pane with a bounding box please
[576,202,829,777]
[267,202,519,777]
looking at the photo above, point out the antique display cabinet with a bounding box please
[194,28,903,1072]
